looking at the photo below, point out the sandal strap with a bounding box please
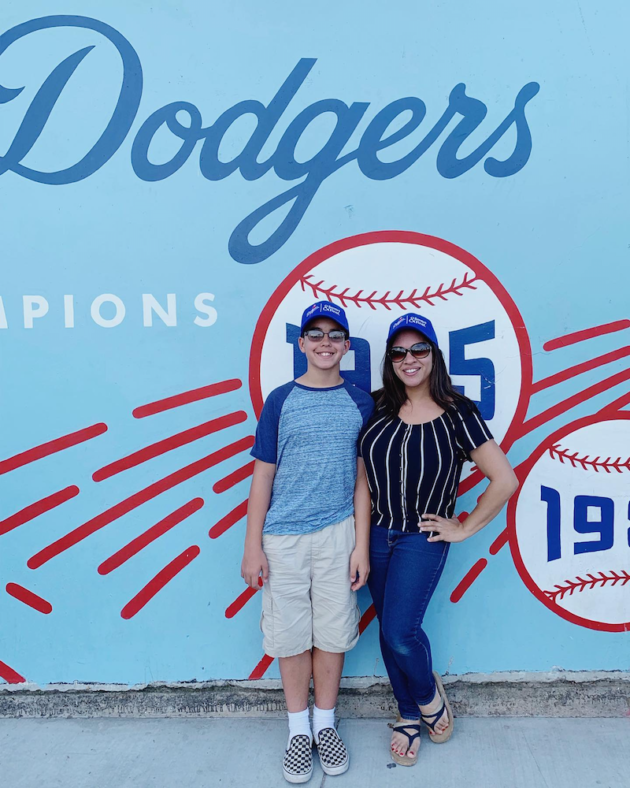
[421,702,447,731]
[392,723,421,745]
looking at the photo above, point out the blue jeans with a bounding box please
[368,525,449,720]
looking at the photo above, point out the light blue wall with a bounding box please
[0,1,628,685]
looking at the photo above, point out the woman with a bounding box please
[359,313,518,766]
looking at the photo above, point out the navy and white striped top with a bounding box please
[359,400,492,532]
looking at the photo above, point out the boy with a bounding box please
[241,300,374,783]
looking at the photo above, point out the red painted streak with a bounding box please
[458,470,483,496]
[599,390,630,415]
[457,511,469,523]
[359,604,377,635]
[209,500,248,539]
[516,368,630,438]
[249,654,274,680]
[93,412,247,482]
[532,347,630,394]
[5,583,52,614]
[133,379,242,418]
[0,424,107,476]
[543,320,630,352]
[0,660,26,684]
[120,545,200,619]
[450,559,488,603]
[98,498,204,575]
[225,579,262,619]
[489,528,509,555]
[213,461,255,494]
[28,436,254,569]
[0,486,80,536]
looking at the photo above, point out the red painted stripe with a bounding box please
[489,528,509,555]
[225,579,262,619]
[532,347,630,394]
[450,558,488,603]
[516,368,630,438]
[98,498,204,575]
[93,412,247,482]
[0,424,107,476]
[0,486,79,536]
[5,583,52,614]
[458,470,482,496]
[359,604,377,635]
[120,545,200,619]
[543,320,630,352]
[28,436,254,569]
[213,461,255,494]
[133,379,242,418]
[457,511,469,523]
[249,654,274,680]
[599,390,630,415]
[0,660,26,684]
[209,500,248,539]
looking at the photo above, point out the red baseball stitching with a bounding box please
[299,272,479,311]
[544,570,630,603]
[548,444,630,473]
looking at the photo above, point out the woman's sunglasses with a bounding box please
[389,342,432,363]
[303,329,348,343]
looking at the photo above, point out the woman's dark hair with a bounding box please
[373,333,469,418]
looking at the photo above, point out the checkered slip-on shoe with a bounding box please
[314,727,349,776]
[282,734,313,784]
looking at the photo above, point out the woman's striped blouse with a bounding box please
[359,400,493,532]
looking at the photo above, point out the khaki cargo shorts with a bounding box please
[261,515,360,658]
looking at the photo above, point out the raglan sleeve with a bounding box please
[452,400,493,460]
[250,388,282,464]
[351,387,376,458]
[358,391,375,429]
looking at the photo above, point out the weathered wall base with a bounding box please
[1,672,628,718]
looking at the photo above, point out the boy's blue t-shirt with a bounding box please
[251,380,374,535]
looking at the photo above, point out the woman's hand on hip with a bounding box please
[420,514,469,543]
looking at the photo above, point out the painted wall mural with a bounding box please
[0,2,628,686]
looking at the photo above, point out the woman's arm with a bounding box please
[420,439,518,543]
[241,459,276,588]
[350,457,371,590]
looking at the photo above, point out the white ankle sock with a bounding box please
[288,708,312,742]
[312,705,336,738]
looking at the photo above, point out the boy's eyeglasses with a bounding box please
[389,342,432,363]
[303,329,348,343]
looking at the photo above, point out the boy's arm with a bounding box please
[241,459,276,589]
[350,457,371,591]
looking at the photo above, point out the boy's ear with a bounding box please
[342,338,351,355]
[298,336,306,354]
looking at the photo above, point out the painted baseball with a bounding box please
[249,231,532,477]
[509,413,630,632]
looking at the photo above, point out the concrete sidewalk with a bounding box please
[0,717,628,788]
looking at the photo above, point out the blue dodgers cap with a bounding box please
[387,313,439,347]
[300,301,349,333]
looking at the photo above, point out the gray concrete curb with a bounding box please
[1,672,629,718]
